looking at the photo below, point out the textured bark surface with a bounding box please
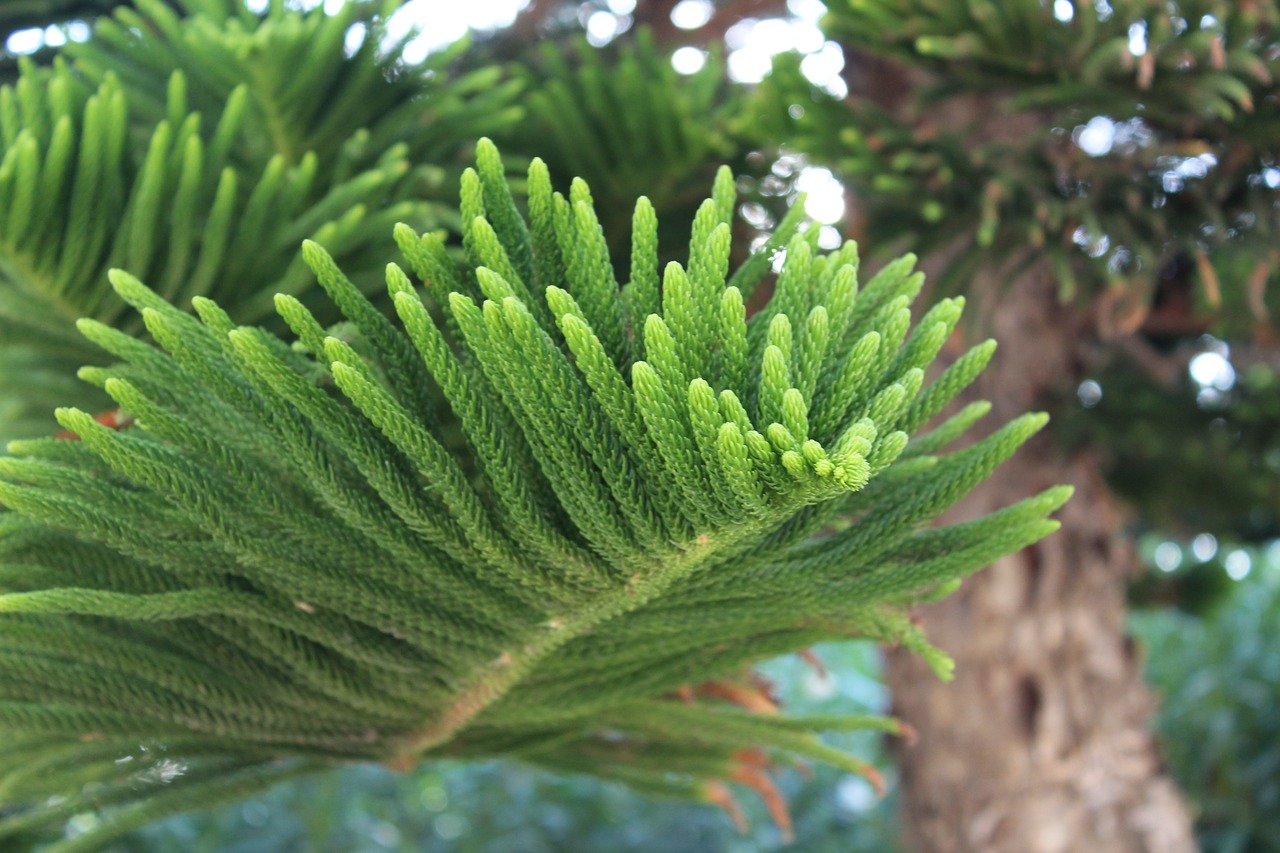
[884,271,1195,852]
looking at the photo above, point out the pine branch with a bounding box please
[0,139,1066,848]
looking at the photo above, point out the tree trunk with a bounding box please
[884,269,1196,852]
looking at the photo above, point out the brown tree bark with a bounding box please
[884,269,1196,852]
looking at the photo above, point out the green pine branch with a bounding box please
[0,139,1067,850]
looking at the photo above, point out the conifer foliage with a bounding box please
[512,29,740,244]
[0,139,1066,850]
[764,0,1280,322]
[0,0,520,444]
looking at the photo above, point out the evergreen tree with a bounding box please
[753,1,1279,849]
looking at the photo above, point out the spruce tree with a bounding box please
[0,123,1065,848]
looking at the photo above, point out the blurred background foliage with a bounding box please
[2,0,1278,849]
[760,0,1280,331]
[1063,344,1280,548]
[1133,548,1280,853]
